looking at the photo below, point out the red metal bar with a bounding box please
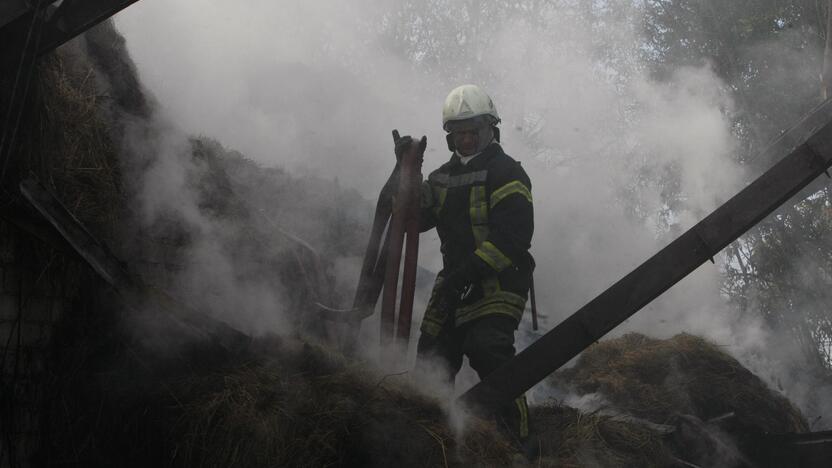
[341,133,402,354]
[379,159,412,348]
[396,146,424,345]
[351,165,398,314]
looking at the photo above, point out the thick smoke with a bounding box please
[113,0,829,424]
[70,25,295,338]
[125,116,294,337]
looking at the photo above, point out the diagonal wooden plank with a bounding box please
[19,177,250,352]
[0,0,140,58]
[459,98,832,411]
[0,0,29,30]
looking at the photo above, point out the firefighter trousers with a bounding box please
[415,314,529,441]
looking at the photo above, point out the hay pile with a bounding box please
[40,328,519,467]
[33,55,125,234]
[530,404,676,467]
[554,333,807,433]
[166,340,514,467]
[549,332,809,465]
[42,325,691,468]
[166,341,687,467]
[14,20,815,468]
[2,50,126,246]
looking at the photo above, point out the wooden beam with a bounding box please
[459,98,832,411]
[0,0,140,59]
[19,178,250,352]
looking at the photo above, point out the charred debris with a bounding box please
[0,2,831,467]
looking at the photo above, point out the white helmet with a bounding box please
[442,84,500,130]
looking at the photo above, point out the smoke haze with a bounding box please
[110,0,829,423]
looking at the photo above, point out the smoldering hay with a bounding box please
[15,15,815,468]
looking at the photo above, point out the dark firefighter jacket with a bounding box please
[419,142,534,336]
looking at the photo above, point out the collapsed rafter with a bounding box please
[460,98,832,411]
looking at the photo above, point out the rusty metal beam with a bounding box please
[380,165,411,349]
[350,165,398,321]
[341,132,400,353]
[395,138,425,346]
[459,98,832,411]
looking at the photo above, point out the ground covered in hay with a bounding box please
[143,340,514,467]
[547,332,809,466]
[553,333,807,433]
[41,320,687,467]
[161,339,684,468]
[44,324,813,467]
[40,308,517,468]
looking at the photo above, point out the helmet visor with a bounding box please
[444,115,494,133]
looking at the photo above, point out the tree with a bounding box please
[376,0,832,377]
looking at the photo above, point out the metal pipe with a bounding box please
[379,159,411,348]
[396,144,424,345]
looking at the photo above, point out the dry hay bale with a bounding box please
[141,339,688,468]
[43,323,693,467]
[554,333,807,435]
[27,52,126,240]
[148,338,516,468]
[529,404,676,467]
[43,328,519,467]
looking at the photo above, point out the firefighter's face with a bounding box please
[447,117,493,156]
[451,128,480,156]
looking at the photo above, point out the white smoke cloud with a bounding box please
[111,0,828,425]
[121,115,292,336]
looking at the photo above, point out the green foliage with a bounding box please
[639,0,832,374]
[642,0,825,168]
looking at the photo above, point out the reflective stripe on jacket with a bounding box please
[420,143,534,335]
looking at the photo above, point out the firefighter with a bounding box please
[396,84,534,443]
